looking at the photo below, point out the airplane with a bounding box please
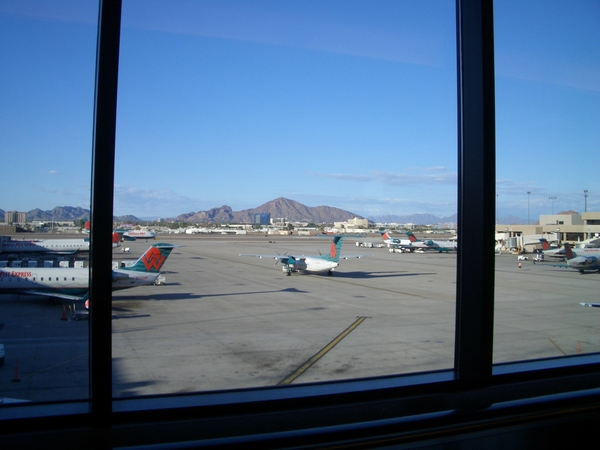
[538,241,600,274]
[539,239,566,260]
[0,243,175,301]
[0,232,122,254]
[115,229,157,241]
[0,237,91,254]
[239,236,364,276]
[560,242,600,274]
[401,231,458,253]
[381,231,412,247]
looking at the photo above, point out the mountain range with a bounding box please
[0,198,531,225]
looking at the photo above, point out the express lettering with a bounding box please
[1,271,33,278]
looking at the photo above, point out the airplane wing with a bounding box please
[580,303,600,307]
[535,262,569,268]
[19,290,87,302]
[239,254,306,262]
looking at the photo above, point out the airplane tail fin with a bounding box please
[381,231,391,241]
[123,243,175,272]
[112,232,121,247]
[539,238,550,250]
[405,231,418,243]
[324,236,343,262]
[563,242,574,260]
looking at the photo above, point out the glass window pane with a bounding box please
[0,0,97,403]
[113,0,457,397]
[494,1,600,363]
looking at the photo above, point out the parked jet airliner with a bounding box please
[381,231,412,248]
[385,231,457,253]
[0,243,175,301]
[558,242,600,274]
[0,232,121,254]
[0,237,90,254]
[115,229,157,241]
[239,236,364,276]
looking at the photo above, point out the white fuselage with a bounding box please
[123,231,156,240]
[0,266,159,295]
[288,257,339,273]
[0,238,90,253]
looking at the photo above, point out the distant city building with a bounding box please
[4,211,26,224]
[334,217,369,230]
[254,213,271,225]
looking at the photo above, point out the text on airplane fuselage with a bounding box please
[0,271,33,278]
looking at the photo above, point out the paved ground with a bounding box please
[1,233,599,402]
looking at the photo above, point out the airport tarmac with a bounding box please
[1,234,599,402]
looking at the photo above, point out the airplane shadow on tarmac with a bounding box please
[326,271,436,279]
[112,287,310,302]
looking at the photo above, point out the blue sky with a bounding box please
[1,1,599,221]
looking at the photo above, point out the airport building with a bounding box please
[497,212,600,243]
[4,211,26,224]
[334,217,369,230]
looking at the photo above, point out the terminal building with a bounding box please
[497,212,600,244]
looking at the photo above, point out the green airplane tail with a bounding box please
[323,236,343,262]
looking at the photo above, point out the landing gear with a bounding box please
[327,270,333,276]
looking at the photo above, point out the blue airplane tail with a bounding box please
[323,236,343,262]
[405,231,419,243]
[562,242,574,260]
[124,243,175,272]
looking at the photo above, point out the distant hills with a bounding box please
[1,199,534,225]
[176,197,362,224]
[0,206,138,223]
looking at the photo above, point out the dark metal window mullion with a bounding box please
[90,0,122,426]
[454,0,496,383]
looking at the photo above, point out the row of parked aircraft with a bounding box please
[382,231,458,252]
[540,239,600,274]
[2,231,597,310]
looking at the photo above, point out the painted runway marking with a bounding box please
[278,317,367,385]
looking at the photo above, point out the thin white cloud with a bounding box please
[120,1,447,68]
[311,167,456,187]
[113,185,213,217]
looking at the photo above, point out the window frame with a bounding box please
[2,0,600,447]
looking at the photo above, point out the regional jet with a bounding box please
[387,231,457,253]
[381,231,412,248]
[0,237,91,254]
[0,232,122,254]
[0,243,175,301]
[239,236,364,276]
[557,242,600,274]
[115,229,157,241]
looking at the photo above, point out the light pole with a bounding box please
[527,191,531,225]
[549,196,557,215]
[496,194,498,226]
[584,190,588,212]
